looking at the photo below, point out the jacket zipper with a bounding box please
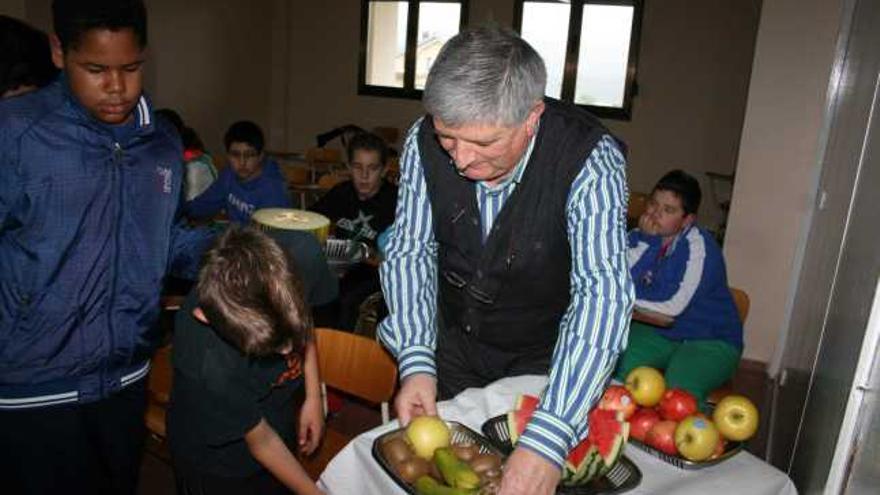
[106,141,124,393]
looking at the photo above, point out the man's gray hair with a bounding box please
[423,26,547,127]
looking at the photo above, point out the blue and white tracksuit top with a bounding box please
[0,79,212,409]
[627,225,743,349]
[183,159,292,225]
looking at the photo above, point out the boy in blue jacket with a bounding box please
[185,120,292,224]
[614,170,743,406]
[0,1,212,493]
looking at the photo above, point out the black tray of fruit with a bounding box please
[481,415,641,495]
[626,437,743,470]
[372,420,507,494]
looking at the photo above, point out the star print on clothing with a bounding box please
[336,209,378,241]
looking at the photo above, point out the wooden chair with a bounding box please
[317,171,349,191]
[627,191,649,229]
[301,327,398,479]
[707,287,750,405]
[145,344,173,440]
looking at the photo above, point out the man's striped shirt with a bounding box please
[378,119,634,468]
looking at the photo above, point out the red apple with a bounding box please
[628,408,661,442]
[625,367,666,407]
[658,388,698,422]
[709,437,727,459]
[646,420,678,455]
[599,385,637,420]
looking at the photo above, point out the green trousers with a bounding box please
[613,322,741,407]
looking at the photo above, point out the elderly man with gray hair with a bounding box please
[378,26,633,494]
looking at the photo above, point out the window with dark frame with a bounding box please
[358,0,469,100]
[515,0,642,120]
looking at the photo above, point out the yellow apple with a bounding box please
[675,416,721,462]
[625,367,666,407]
[405,415,451,460]
[713,395,759,441]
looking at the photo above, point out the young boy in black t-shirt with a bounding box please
[168,227,334,495]
[311,132,398,330]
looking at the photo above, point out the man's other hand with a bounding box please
[498,447,561,495]
[394,373,438,426]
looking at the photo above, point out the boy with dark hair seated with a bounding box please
[168,226,335,495]
[185,120,292,224]
[311,131,398,330]
[614,170,743,407]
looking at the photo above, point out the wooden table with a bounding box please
[631,306,675,327]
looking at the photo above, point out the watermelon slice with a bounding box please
[505,392,629,486]
[506,394,541,444]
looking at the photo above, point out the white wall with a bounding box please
[724,0,845,364]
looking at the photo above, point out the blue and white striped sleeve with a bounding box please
[516,135,634,468]
[377,119,440,379]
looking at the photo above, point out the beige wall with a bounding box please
[1,0,26,19]
[724,0,844,363]
[146,0,275,155]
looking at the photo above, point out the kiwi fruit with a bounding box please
[469,452,502,474]
[381,437,413,464]
[395,457,430,483]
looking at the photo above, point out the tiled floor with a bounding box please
[137,364,772,494]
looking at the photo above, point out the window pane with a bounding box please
[366,2,409,88]
[574,4,634,107]
[520,2,570,98]
[415,2,462,90]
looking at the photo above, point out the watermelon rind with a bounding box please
[507,394,541,445]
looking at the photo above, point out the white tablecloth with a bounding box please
[318,375,797,495]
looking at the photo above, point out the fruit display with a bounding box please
[376,418,505,494]
[621,367,762,467]
[506,394,630,485]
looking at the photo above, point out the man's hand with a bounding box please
[297,395,325,455]
[638,212,659,235]
[394,373,438,426]
[498,447,561,495]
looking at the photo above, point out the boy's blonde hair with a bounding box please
[197,226,312,356]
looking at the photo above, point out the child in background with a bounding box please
[185,120,291,224]
[614,170,742,407]
[311,131,397,330]
[155,108,217,200]
[168,226,327,495]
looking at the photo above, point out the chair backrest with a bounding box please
[317,171,349,190]
[315,327,397,406]
[730,287,750,324]
[306,147,343,166]
[627,191,650,228]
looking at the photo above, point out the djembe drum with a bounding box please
[251,208,330,245]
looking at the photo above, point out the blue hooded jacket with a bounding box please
[0,80,212,409]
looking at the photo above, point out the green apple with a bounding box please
[713,395,759,441]
[625,366,666,407]
[674,416,720,462]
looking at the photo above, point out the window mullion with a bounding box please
[403,1,420,92]
[560,1,584,102]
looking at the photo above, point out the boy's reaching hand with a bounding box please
[298,395,325,455]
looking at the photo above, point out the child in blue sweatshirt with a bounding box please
[185,120,291,224]
[614,170,742,406]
